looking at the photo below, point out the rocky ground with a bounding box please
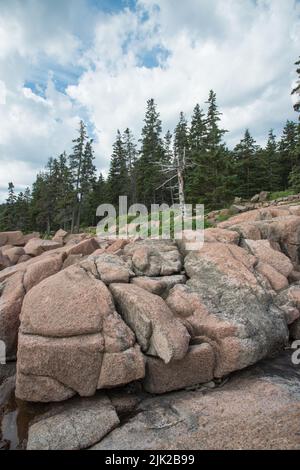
[1,198,300,449]
[1,351,300,450]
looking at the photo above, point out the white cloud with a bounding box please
[0,0,299,201]
[67,0,300,158]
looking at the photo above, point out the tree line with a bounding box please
[1,59,299,234]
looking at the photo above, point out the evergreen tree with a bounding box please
[288,123,300,191]
[202,90,230,208]
[53,152,74,230]
[136,99,165,207]
[69,120,87,232]
[107,130,129,207]
[233,129,260,199]
[1,183,17,230]
[288,58,300,194]
[174,112,189,162]
[69,121,95,232]
[84,173,108,227]
[31,172,52,233]
[279,121,298,189]
[14,187,32,233]
[186,103,207,203]
[263,129,281,191]
[78,139,96,229]
[292,57,300,116]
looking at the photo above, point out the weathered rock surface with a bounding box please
[93,253,135,284]
[17,333,104,396]
[242,239,293,277]
[64,237,99,256]
[92,351,300,450]
[0,231,25,247]
[204,228,240,244]
[52,229,68,244]
[16,373,76,402]
[181,243,289,376]
[131,274,186,298]
[218,207,300,264]
[3,205,299,404]
[123,240,182,276]
[23,253,64,292]
[24,238,62,257]
[98,344,145,389]
[0,251,10,270]
[4,247,25,264]
[15,262,145,401]
[0,271,25,359]
[110,283,190,363]
[20,265,111,337]
[27,394,119,450]
[143,343,215,394]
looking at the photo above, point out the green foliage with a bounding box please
[2,68,300,236]
[268,189,296,200]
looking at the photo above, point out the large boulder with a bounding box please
[109,283,190,363]
[23,253,64,292]
[16,265,145,401]
[92,351,300,450]
[143,343,215,394]
[0,251,11,270]
[204,228,240,245]
[93,253,135,284]
[17,332,104,396]
[20,265,119,337]
[169,242,289,377]
[218,207,300,265]
[24,238,62,257]
[64,237,99,256]
[52,229,68,244]
[123,240,182,276]
[242,239,293,277]
[3,246,24,264]
[131,274,186,299]
[97,344,145,389]
[0,271,25,359]
[27,394,119,450]
[0,231,25,247]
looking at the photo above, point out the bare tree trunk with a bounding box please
[176,150,186,217]
[76,197,82,233]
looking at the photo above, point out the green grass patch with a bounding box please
[268,189,296,201]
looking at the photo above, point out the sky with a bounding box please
[0,0,299,201]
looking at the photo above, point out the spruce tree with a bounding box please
[288,123,300,192]
[136,98,165,207]
[279,121,298,189]
[69,121,95,232]
[292,57,300,116]
[69,120,87,232]
[233,129,260,199]
[2,182,17,230]
[54,152,74,230]
[202,90,229,208]
[263,129,281,192]
[174,112,189,162]
[123,128,137,206]
[107,130,129,207]
[186,103,207,203]
[31,172,52,233]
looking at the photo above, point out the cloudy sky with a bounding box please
[0,0,299,201]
